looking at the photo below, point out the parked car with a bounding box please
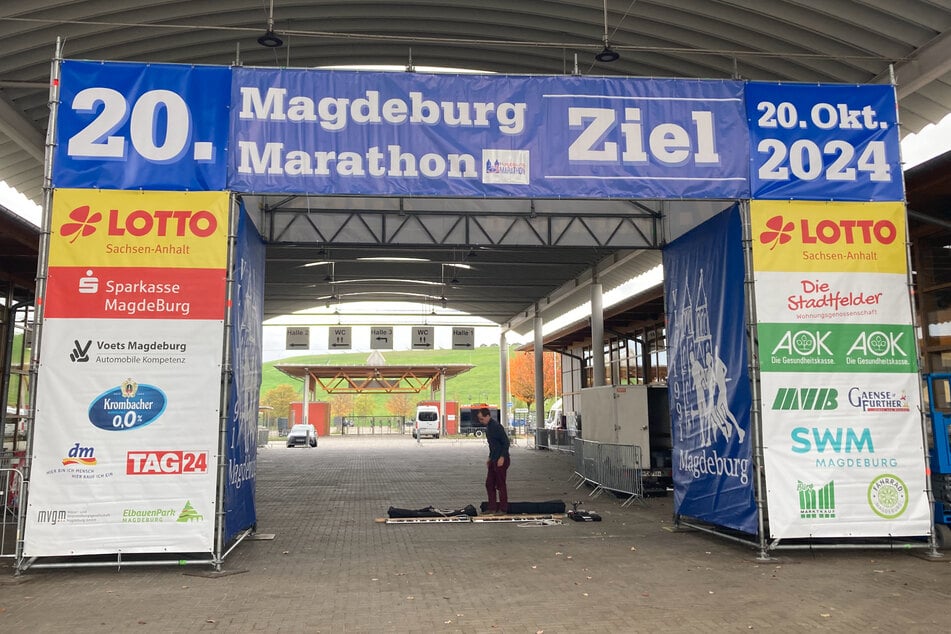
[413,405,440,439]
[286,424,317,448]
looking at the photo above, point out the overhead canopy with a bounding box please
[274,363,474,394]
[2,2,950,329]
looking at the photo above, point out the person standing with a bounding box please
[477,407,510,515]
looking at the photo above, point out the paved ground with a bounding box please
[2,434,950,633]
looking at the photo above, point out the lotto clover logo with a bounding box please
[60,205,102,243]
[759,215,794,250]
[867,474,909,519]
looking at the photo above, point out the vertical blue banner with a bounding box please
[54,60,231,191]
[746,82,902,201]
[663,205,757,534]
[224,204,266,542]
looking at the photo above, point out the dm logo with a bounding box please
[88,380,167,431]
[867,473,909,519]
[759,215,795,250]
[62,442,97,466]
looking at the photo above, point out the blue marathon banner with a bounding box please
[746,82,902,201]
[54,60,231,191]
[229,69,749,199]
[52,60,905,202]
[663,205,758,534]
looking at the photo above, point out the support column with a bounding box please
[591,282,605,386]
[499,329,509,429]
[302,370,310,425]
[534,313,544,432]
[439,368,447,436]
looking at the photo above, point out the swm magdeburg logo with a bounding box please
[60,205,219,242]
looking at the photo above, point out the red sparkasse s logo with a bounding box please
[759,215,897,248]
[60,206,218,241]
[126,450,209,475]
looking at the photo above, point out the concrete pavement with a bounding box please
[1,434,949,632]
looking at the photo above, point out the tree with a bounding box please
[508,351,559,408]
[353,393,375,417]
[261,384,298,420]
[329,393,355,420]
[386,393,416,419]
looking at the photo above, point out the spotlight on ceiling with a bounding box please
[258,0,284,48]
[596,46,620,63]
[258,31,283,48]
[595,0,620,63]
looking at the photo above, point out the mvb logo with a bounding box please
[798,480,836,519]
[759,215,897,250]
[60,205,218,243]
[772,387,838,410]
[62,442,97,466]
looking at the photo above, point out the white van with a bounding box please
[413,405,441,439]
[544,398,563,429]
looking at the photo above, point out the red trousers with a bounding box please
[485,457,510,513]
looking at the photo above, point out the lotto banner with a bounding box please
[750,200,929,538]
[24,190,230,557]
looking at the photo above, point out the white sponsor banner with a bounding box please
[753,271,910,324]
[24,318,223,556]
[760,371,929,538]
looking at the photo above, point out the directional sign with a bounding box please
[328,326,352,350]
[452,327,475,350]
[411,326,434,350]
[286,327,310,350]
[370,326,393,350]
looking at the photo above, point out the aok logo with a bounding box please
[791,426,874,454]
[60,205,218,241]
[772,387,838,411]
[759,215,897,250]
[771,330,832,357]
[846,330,907,357]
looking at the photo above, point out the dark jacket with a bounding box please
[486,418,510,461]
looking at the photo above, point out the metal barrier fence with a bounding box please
[1,457,24,559]
[534,428,575,451]
[571,438,644,506]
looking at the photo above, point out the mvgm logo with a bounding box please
[60,205,218,243]
[759,215,897,251]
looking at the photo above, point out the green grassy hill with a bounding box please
[262,345,514,413]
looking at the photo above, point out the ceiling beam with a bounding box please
[0,93,44,163]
